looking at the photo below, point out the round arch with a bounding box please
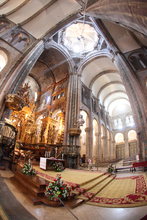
[80,110,89,157]
[128,130,137,142]
[115,133,124,144]
[45,41,75,74]
[0,49,8,71]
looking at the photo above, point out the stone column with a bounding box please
[97,132,101,161]
[111,140,116,160]
[89,90,93,160]
[107,136,111,161]
[64,71,81,146]
[0,41,44,118]
[85,127,90,158]
[124,132,130,159]
[94,131,99,158]
[102,106,108,161]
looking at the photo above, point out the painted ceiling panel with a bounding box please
[22,0,81,39]
[92,73,121,97]
[7,0,53,24]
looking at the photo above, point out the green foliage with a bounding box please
[52,161,64,172]
[107,164,115,173]
[45,175,71,201]
[22,162,36,176]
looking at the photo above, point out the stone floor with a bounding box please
[0,169,147,220]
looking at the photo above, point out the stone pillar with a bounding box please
[94,131,99,157]
[107,136,111,161]
[85,127,90,158]
[111,140,116,160]
[124,132,130,159]
[102,106,108,161]
[0,41,44,118]
[64,72,81,146]
[97,132,101,161]
[89,90,93,159]
[110,132,116,160]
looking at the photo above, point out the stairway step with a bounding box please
[81,174,111,191]
[80,172,107,187]
[77,176,115,200]
[15,170,48,189]
[72,174,111,196]
[93,176,115,196]
[10,177,44,205]
[14,174,45,197]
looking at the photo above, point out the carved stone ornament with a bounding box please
[68,128,81,136]
[5,94,27,111]
[0,19,10,33]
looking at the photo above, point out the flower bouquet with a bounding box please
[107,164,115,174]
[45,174,71,204]
[52,161,64,172]
[22,160,36,176]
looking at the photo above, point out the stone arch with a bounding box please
[115,133,124,144]
[86,0,147,35]
[77,52,113,76]
[128,130,137,142]
[45,41,75,75]
[0,49,8,71]
[79,110,89,157]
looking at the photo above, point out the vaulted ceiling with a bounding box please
[1,0,141,117]
[81,57,132,116]
[0,0,82,39]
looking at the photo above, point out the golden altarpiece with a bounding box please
[5,81,66,145]
[3,78,80,168]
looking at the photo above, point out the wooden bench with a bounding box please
[132,161,147,171]
[115,166,135,172]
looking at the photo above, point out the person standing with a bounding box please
[88,158,92,171]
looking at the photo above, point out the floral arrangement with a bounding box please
[52,161,64,172]
[22,160,36,175]
[107,164,115,173]
[45,174,71,201]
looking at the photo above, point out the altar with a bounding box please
[40,157,65,170]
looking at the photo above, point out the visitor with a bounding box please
[88,158,92,171]
[81,154,86,164]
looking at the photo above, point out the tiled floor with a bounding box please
[0,169,147,220]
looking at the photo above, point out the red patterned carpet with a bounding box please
[35,166,147,208]
[87,175,147,207]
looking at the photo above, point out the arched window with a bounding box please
[113,118,122,129]
[128,130,137,141]
[80,110,88,156]
[126,115,134,127]
[115,133,124,144]
[0,50,8,71]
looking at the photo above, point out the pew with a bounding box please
[132,161,147,171]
